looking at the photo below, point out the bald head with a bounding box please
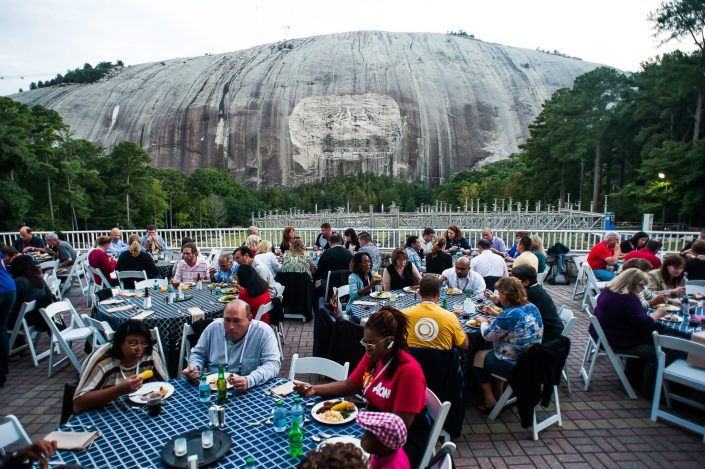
[455,257,470,278]
[481,228,493,241]
[19,226,32,242]
[223,299,252,341]
[110,228,122,242]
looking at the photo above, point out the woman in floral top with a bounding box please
[474,276,543,412]
[280,238,315,280]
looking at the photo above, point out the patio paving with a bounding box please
[2,283,704,468]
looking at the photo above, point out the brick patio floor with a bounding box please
[2,284,704,468]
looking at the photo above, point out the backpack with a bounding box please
[546,243,571,285]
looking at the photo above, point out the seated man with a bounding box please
[481,227,507,255]
[182,299,281,391]
[13,226,45,253]
[234,246,284,298]
[209,252,239,283]
[314,232,353,287]
[402,276,468,350]
[358,232,381,274]
[510,265,564,343]
[440,257,485,299]
[173,242,211,283]
[510,236,539,272]
[106,227,128,257]
[405,236,425,274]
[471,239,508,278]
[73,320,168,414]
[587,231,621,281]
[624,239,662,269]
[141,224,167,253]
[419,228,435,257]
[313,222,332,251]
[36,232,76,269]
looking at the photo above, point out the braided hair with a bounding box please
[364,306,409,379]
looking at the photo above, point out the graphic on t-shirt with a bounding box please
[414,317,439,342]
[372,381,391,399]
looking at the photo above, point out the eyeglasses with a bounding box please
[127,342,149,350]
[359,336,393,351]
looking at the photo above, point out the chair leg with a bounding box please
[489,386,514,420]
[562,364,572,396]
[663,380,672,408]
[651,376,664,422]
[608,353,638,399]
[580,341,597,391]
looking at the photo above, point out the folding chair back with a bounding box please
[571,256,588,299]
[86,264,111,288]
[116,270,147,289]
[207,248,222,268]
[419,388,452,468]
[255,302,274,322]
[178,323,196,371]
[39,259,59,277]
[81,314,115,344]
[537,265,551,286]
[558,306,577,337]
[0,415,31,453]
[46,275,62,300]
[336,285,350,312]
[287,353,349,381]
[40,300,93,377]
[151,327,168,371]
[426,441,456,469]
[8,300,42,366]
[686,284,705,296]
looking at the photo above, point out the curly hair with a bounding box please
[494,276,528,306]
[298,442,369,469]
[365,306,409,378]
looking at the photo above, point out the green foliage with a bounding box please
[30,61,123,89]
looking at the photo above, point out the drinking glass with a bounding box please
[201,429,213,449]
[174,437,187,457]
[147,396,162,417]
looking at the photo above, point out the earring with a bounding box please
[387,340,394,349]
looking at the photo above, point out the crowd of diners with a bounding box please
[1,223,704,469]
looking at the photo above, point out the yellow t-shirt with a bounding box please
[513,251,539,272]
[402,303,466,350]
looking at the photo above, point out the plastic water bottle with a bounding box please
[440,282,447,302]
[288,420,303,457]
[167,283,175,304]
[215,284,222,297]
[273,400,287,432]
[681,295,690,317]
[198,375,211,403]
[290,397,304,427]
[153,279,158,291]
[245,457,257,468]
[463,290,475,316]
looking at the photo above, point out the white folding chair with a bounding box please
[336,285,350,312]
[426,441,456,469]
[419,388,452,468]
[60,253,88,297]
[39,259,59,277]
[46,275,62,300]
[150,327,168,371]
[135,278,168,290]
[557,306,577,395]
[178,323,196,371]
[322,270,333,305]
[571,256,587,299]
[578,304,638,399]
[116,270,147,289]
[81,314,115,345]
[255,302,274,322]
[8,300,43,367]
[0,415,31,456]
[651,331,705,440]
[85,264,111,289]
[288,353,349,381]
[685,284,705,296]
[207,248,222,268]
[39,300,93,377]
[537,265,551,286]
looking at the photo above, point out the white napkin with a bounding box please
[187,307,205,322]
[132,310,154,320]
[353,301,377,306]
[106,304,135,313]
[99,298,124,305]
[44,430,100,450]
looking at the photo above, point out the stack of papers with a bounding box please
[44,430,100,450]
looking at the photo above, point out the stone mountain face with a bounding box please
[12,31,601,188]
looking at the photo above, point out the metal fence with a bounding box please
[1,227,699,255]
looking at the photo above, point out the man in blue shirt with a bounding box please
[12,226,45,253]
[209,252,239,283]
[106,228,128,257]
[405,235,425,274]
[481,227,507,255]
[141,224,167,253]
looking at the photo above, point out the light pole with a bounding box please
[658,173,667,229]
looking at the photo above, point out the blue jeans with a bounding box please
[0,290,17,385]
[593,269,615,281]
[473,352,515,384]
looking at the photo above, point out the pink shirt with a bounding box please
[371,448,410,469]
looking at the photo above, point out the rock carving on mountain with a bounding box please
[11,31,601,188]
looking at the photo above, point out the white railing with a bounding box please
[1,227,699,255]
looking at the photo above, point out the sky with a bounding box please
[0,0,693,97]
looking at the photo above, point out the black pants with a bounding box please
[614,343,657,397]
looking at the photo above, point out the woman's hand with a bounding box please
[674,287,686,296]
[652,306,667,321]
[476,316,489,324]
[448,245,458,253]
[120,374,143,394]
[370,277,382,287]
[480,305,498,317]
[293,381,316,398]
[669,298,682,307]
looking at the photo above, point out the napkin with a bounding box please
[116,291,135,297]
[269,380,296,396]
[99,298,124,305]
[353,301,377,306]
[106,304,135,313]
[188,307,205,322]
[132,310,154,320]
[44,431,100,450]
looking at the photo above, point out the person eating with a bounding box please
[445,225,471,255]
[88,236,119,286]
[141,224,167,254]
[209,252,239,283]
[440,257,485,298]
[106,227,128,257]
[382,248,421,291]
[36,232,76,269]
[347,252,382,314]
[234,264,272,324]
[12,226,46,253]
[173,242,210,284]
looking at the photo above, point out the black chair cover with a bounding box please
[483,276,501,291]
[313,306,335,358]
[275,272,314,322]
[327,319,365,373]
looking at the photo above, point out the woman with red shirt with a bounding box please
[88,236,118,286]
[295,307,429,467]
[235,265,271,324]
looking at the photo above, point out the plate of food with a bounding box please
[446,288,464,295]
[661,314,683,323]
[370,291,394,300]
[205,372,234,390]
[403,286,420,293]
[664,304,681,312]
[218,294,237,303]
[689,293,705,300]
[317,436,368,458]
[220,287,239,294]
[311,400,358,425]
[129,382,175,404]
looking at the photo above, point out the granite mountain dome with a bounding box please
[12,31,601,188]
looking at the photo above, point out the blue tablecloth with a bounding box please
[655,310,704,339]
[51,378,362,468]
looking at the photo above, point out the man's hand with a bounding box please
[17,439,57,465]
[229,375,248,392]
[476,316,489,324]
[182,366,201,380]
[652,306,668,321]
[120,374,143,393]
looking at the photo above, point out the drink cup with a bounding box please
[201,429,213,449]
[174,437,187,457]
[454,306,462,316]
[147,396,162,417]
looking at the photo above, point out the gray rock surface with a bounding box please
[12,31,601,187]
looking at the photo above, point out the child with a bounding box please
[356,412,409,469]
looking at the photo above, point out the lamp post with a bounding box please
[658,173,667,229]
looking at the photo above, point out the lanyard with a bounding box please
[119,357,141,381]
[223,323,250,374]
[362,359,392,396]
[455,275,469,291]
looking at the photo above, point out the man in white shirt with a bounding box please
[173,242,211,283]
[471,239,508,277]
[419,228,435,256]
[234,246,284,299]
[440,257,485,298]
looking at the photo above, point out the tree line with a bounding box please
[29,61,124,90]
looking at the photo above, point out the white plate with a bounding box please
[402,286,419,293]
[206,372,234,391]
[370,291,394,300]
[311,401,358,425]
[128,381,175,404]
[318,436,368,458]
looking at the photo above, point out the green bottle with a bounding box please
[216,365,228,405]
[245,456,256,468]
[442,297,447,310]
[288,419,303,457]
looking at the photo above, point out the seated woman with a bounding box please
[9,255,54,334]
[116,235,160,288]
[344,228,360,252]
[73,320,168,414]
[591,268,667,396]
[620,231,649,254]
[236,264,272,324]
[621,258,669,310]
[648,255,686,299]
[280,238,315,280]
[444,225,471,256]
[347,252,382,314]
[424,236,452,275]
[474,277,543,412]
[530,235,547,273]
[382,248,422,291]
[277,226,296,255]
[255,240,281,280]
[685,240,705,280]
[295,307,429,467]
